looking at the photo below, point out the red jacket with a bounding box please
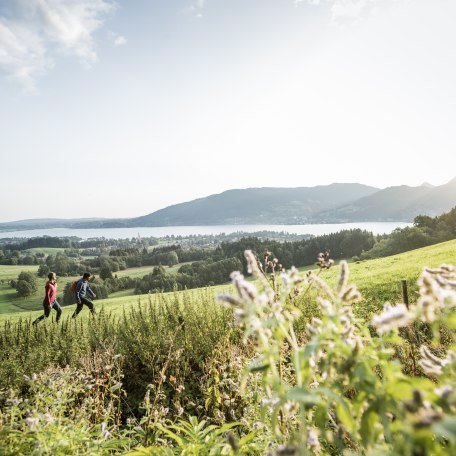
[44,280,57,305]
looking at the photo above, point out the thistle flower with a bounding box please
[340,284,362,303]
[435,385,453,400]
[307,428,321,453]
[418,345,453,376]
[337,260,349,293]
[230,271,258,301]
[25,417,39,429]
[306,317,323,338]
[101,422,111,439]
[372,303,414,333]
[245,250,262,277]
[316,251,334,270]
[217,293,242,307]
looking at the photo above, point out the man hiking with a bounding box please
[72,272,97,318]
[33,272,62,324]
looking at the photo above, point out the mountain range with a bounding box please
[1,178,455,231]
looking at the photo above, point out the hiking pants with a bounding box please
[72,297,95,317]
[33,300,62,324]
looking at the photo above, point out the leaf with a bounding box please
[335,400,355,434]
[434,417,456,443]
[360,405,378,448]
[286,387,321,407]
[247,358,270,372]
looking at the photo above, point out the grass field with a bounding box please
[0,265,78,315]
[114,262,190,279]
[25,247,66,255]
[0,261,190,315]
[299,239,456,319]
[0,283,233,323]
[1,239,455,322]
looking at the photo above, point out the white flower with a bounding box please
[372,303,414,333]
[25,417,39,429]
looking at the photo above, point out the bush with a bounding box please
[15,271,38,297]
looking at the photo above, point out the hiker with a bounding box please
[33,272,62,324]
[72,272,97,318]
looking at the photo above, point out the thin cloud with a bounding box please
[113,35,126,46]
[0,0,117,93]
[296,0,402,22]
[108,31,127,47]
[182,0,206,18]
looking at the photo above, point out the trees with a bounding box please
[100,265,113,280]
[15,271,38,298]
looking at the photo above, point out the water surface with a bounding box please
[0,222,411,240]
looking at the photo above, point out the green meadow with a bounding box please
[1,239,455,323]
[1,239,455,454]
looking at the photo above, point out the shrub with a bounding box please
[15,271,38,297]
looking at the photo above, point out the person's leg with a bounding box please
[52,300,62,322]
[72,301,84,318]
[33,304,51,325]
[81,297,95,314]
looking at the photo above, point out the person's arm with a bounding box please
[75,281,82,303]
[87,284,96,298]
[44,284,52,307]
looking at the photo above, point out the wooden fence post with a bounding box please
[401,279,409,308]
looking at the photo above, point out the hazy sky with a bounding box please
[1,0,455,222]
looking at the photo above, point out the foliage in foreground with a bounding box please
[217,251,456,454]
[0,251,455,455]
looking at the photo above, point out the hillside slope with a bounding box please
[319,178,456,222]
[131,184,379,226]
[1,239,456,323]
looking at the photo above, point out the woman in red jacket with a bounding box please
[32,272,62,324]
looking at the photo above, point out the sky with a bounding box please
[0,0,455,222]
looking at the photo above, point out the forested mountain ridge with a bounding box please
[130,183,379,226]
[1,179,455,230]
[318,178,456,222]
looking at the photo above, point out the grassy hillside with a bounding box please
[1,240,455,454]
[312,238,456,318]
[1,239,455,323]
[0,262,190,316]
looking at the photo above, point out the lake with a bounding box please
[0,222,411,240]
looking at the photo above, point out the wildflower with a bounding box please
[340,284,362,303]
[418,345,453,376]
[245,250,261,277]
[435,385,453,400]
[307,428,321,452]
[305,317,322,338]
[25,417,39,429]
[418,296,438,323]
[217,293,242,307]
[176,384,185,393]
[101,422,111,439]
[230,271,258,301]
[337,261,349,293]
[371,303,414,333]
[316,251,334,270]
[177,406,184,416]
[276,444,297,455]
[44,413,54,424]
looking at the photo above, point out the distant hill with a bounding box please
[0,218,111,232]
[318,178,456,222]
[1,179,455,231]
[129,184,379,226]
